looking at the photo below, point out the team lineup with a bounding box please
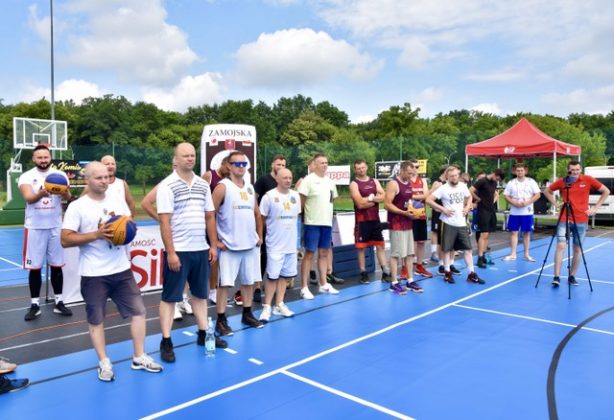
[2,142,610,389]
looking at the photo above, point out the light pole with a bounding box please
[446,152,456,165]
[50,0,55,122]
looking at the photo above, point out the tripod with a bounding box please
[534,183,593,299]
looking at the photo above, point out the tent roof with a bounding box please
[465,118,581,158]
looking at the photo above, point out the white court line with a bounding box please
[454,304,614,336]
[0,267,20,272]
[248,358,264,365]
[182,331,195,337]
[538,273,614,285]
[140,243,611,419]
[224,348,238,355]
[281,370,415,420]
[0,256,22,268]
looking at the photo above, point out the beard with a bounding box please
[35,162,50,171]
[449,179,459,186]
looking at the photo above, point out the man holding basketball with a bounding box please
[18,144,72,320]
[62,161,162,381]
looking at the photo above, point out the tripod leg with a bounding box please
[535,208,566,288]
[568,207,593,292]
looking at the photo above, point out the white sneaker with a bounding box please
[0,357,17,374]
[319,283,339,295]
[300,287,314,300]
[131,353,163,373]
[524,255,536,262]
[273,303,295,317]
[259,304,271,322]
[503,255,517,261]
[173,303,183,320]
[208,288,217,304]
[179,299,193,315]
[98,358,114,382]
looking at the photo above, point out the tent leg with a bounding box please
[465,155,469,173]
[553,152,557,181]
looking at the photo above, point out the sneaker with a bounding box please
[450,265,461,274]
[215,318,234,336]
[414,264,433,278]
[389,283,407,295]
[327,273,345,284]
[253,288,263,303]
[233,290,243,306]
[242,311,264,329]
[430,253,440,263]
[381,272,393,282]
[477,257,487,269]
[503,255,517,261]
[173,303,183,321]
[300,287,314,300]
[568,275,579,286]
[552,276,560,287]
[160,339,176,363]
[259,304,271,322]
[467,272,486,284]
[98,358,115,382]
[178,299,193,315]
[196,330,228,348]
[24,304,41,321]
[319,283,340,294]
[309,270,318,285]
[0,357,17,374]
[53,301,73,316]
[0,375,29,394]
[359,272,370,285]
[438,265,445,275]
[273,303,295,317]
[208,288,217,304]
[524,255,536,262]
[406,281,424,293]
[400,265,409,279]
[443,271,455,284]
[132,353,163,373]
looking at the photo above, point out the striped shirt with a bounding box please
[156,171,213,252]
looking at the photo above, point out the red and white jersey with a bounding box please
[18,167,68,229]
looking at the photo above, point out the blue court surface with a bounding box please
[1,233,613,419]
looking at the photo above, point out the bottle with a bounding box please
[205,317,215,358]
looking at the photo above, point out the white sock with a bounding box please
[407,277,414,283]
[182,293,188,299]
[54,295,62,304]
[382,266,390,275]
[31,297,40,305]
[431,245,437,253]
[467,262,475,272]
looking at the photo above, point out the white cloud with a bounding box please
[52,0,198,85]
[28,5,51,43]
[470,103,503,115]
[464,69,526,82]
[233,28,383,87]
[563,53,614,81]
[351,114,376,124]
[142,73,224,112]
[18,79,103,104]
[397,38,430,69]
[413,87,444,103]
[541,85,614,115]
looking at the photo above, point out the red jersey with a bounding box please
[353,177,380,222]
[409,175,427,221]
[548,175,603,224]
[387,178,413,231]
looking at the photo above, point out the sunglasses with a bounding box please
[230,161,248,168]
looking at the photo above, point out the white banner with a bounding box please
[326,165,351,185]
[63,225,165,304]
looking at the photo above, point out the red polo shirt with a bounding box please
[548,175,603,224]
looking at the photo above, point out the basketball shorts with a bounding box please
[161,250,209,302]
[354,220,385,249]
[412,219,428,242]
[389,230,415,259]
[23,227,64,269]
[266,252,297,280]
[439,223,472,253]
[218,248,259,287]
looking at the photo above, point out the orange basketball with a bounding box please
[44,173,69,195]
[105,215,138,246]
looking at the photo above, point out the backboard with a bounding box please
[13,117,67,151]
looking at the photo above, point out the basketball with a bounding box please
[44,173,69,195]
[105,215,137,246]
[408,200,426,217]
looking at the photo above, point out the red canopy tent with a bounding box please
[465,118,581,181]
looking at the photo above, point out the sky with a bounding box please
[0,0,612,123]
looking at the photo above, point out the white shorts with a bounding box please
[389,230,415,259]
[23,227,64,269]
[218,248,258,287]
[266,252,297,280]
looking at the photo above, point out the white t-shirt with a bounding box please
[62,194,131,277]
[106,177,130,216]
[503,177,541,216]
[297,173,338,226]
[156,171,213,252]
[216,178,259,251]
[260,189,301,253]
[18,167,68,229]
[431,182,471,227]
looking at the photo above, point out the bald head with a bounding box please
[275,167,293,192]
[84,161,109,195]
[100,155,117,176]
[174,142,196,172]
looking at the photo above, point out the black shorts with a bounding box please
[354,220,385,248]
[476,209,497,233]
[162,250,209,302]
[431,211,441,234]
[439,223,472,253]
[412,219,428,242]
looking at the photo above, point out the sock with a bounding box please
[54,295,62,304]
[407,277,414,283]
[242,306,251,314]
[444,264,450,271]
[182,293,188,299]
[31,297,40,305]
[382,266,390,275]
[161,336,172,344]
[467,262,475,272]
[431,245,437,253]
[217,313,226,322]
